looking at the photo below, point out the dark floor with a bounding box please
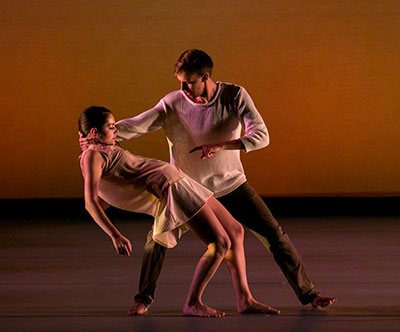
[1,212,400,331]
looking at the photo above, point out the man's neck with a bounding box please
[196,79,217,104]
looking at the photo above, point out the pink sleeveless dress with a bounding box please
[80,144,213,248]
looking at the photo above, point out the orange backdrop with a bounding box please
[1,1,399,198]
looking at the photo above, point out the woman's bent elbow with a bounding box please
[84,200,97,213]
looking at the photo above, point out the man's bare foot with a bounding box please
[183,302,225,317]
[128,302,149,315]
[311,295,337,308]
[238,299,280,315]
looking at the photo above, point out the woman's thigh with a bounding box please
[205,196,244,246]
[186,200,231,248]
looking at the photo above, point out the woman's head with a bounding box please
[79,106,117,144]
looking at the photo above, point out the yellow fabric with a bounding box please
[201,243,216,259]
[249,229,272,252]
[200,243,234,262]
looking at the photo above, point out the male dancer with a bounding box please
[81,49,336,314]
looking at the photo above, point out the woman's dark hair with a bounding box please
[173,49,213,77]
[79,106,112,137]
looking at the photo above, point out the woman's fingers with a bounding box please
[127,240,133,252]
[124,244,131,256]
[119,244,132,256]
[113,236,132,256]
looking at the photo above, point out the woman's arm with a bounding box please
[82,150,132,256]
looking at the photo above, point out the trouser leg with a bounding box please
[217,182,319,305]
[134,229,167,305]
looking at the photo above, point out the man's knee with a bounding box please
[251,224,290,250]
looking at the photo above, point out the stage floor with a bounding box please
[1,214,399,331]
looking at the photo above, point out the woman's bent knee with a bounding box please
[232,222,244,242]
[215,237,231,257]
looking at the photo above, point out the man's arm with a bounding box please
[189,139,245,159]
[190,86,269,159]
[116,99,166,141]
[236,87,270,152]
[78,100,166,151]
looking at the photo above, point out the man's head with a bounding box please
[174,49,215,101]
[174,49,213,77]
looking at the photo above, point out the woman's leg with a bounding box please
[183,201,232,317]
[206,196,280,314]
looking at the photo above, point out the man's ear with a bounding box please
[202,73,209,81]
[90,127,99,138]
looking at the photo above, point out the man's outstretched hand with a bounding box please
[189,143,224,159]
[189,139,244,159]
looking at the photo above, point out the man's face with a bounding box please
[176,72,206,99]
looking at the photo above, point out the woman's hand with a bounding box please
[111,234,133,256]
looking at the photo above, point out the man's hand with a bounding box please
[189,139,244,159]
[111,234,132,256]
[78,132,97,152]
[189,143,224,159]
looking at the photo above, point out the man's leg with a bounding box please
[129,229,167,314]
[217,182,334,306]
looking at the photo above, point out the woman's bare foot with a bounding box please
[128,302,149,315]
[183,302,225,317]
[311,295,337,308]
[238,299,280,315]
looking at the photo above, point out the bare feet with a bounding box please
[311,295,337,308]
[128,302,149,315]
[238,299,280,315]
[183,302,225,317]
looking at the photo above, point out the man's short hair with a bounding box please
[174,49,213,77]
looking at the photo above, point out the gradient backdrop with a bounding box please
[1,0,399,198]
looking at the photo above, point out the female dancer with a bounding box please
[79,106,280,317]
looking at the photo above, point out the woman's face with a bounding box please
[98,114,118,145]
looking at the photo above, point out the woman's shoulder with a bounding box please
[79,147,104,166]
[80,144,120,164]
[87,144,122,153]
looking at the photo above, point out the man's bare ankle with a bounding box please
[311,295,337,308]
[128,302,150,315]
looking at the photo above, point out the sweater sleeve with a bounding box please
[236,87,270,152]
[115,99,166,141]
